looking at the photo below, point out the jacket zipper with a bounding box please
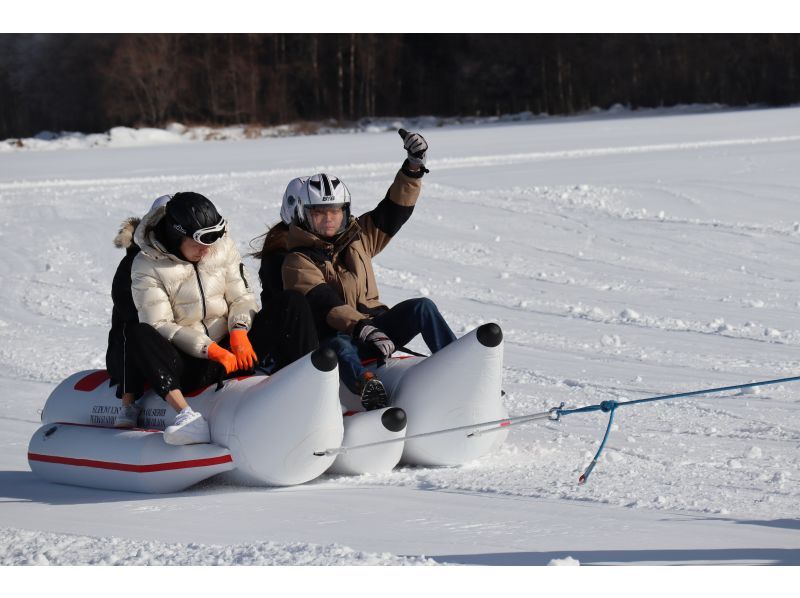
[194,264,209,335]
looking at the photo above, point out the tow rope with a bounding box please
[316,374,800,483]
[556,374,800,483]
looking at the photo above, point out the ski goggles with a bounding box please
[192,218,227,245]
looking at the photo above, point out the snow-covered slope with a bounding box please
[1,106,799,565]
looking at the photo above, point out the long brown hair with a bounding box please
[250,222,289,260]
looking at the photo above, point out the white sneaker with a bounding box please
[163,409,210,445]
[114,404,141,428]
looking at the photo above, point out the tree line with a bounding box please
[1,33,799,139]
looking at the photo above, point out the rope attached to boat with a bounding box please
[316,374,800,484]
[555,374,800,483]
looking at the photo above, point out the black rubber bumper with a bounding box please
[381,407,407,432]
[476,323,503,348]
[310,347,338,372]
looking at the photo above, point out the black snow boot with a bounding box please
[360,377,389,411]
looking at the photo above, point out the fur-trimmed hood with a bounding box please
[113,217,141,250]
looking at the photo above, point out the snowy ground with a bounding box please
[1,106,799,566]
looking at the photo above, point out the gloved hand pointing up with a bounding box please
[399,129,428,171]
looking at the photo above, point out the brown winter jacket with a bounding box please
[282,168,422,336]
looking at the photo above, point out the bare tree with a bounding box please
[3,33,800,139]
[103,34,181,126]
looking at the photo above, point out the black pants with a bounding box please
[106,321,148,399]
[118,322,224,398]
[112,290,318,398]
[250,289,319,371]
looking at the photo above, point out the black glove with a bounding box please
[354,320,395,359]
[399,129,428,169]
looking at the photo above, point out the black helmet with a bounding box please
[165,192,227,245]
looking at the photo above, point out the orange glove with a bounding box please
[208,342,237,374]
[229,329,257,371]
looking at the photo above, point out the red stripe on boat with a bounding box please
[74,371,111,392]
[28,452,233,473]
[360,355,414,367]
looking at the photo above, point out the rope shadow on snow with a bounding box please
[428,547,800,566]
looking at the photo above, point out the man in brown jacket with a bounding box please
[282,130,456,409]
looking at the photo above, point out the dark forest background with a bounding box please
[1,33,799,139]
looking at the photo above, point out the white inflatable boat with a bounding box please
[29,323,508,493]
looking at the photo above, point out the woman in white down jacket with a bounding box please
[127,192,316,444]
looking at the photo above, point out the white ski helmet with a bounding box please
[298,173,351,234]
[280,176,308,225]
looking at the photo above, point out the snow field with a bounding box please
[1,105,799,566]
[0,527,437,565]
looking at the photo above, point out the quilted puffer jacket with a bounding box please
[131,205,258,358]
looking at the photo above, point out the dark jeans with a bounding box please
[323,297,456,394]
[323,334,364,395]
[114,290,318,399]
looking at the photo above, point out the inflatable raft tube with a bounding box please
[28,423,234,493]
[347,323,509,467]
[34,348,344,489]
[327,407,407,475]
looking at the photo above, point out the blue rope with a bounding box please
[578,406,616,484]
[557,374,800,484]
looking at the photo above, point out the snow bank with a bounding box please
[0,126,189,153]
[0,528,439,566]
[0,104,737,153]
